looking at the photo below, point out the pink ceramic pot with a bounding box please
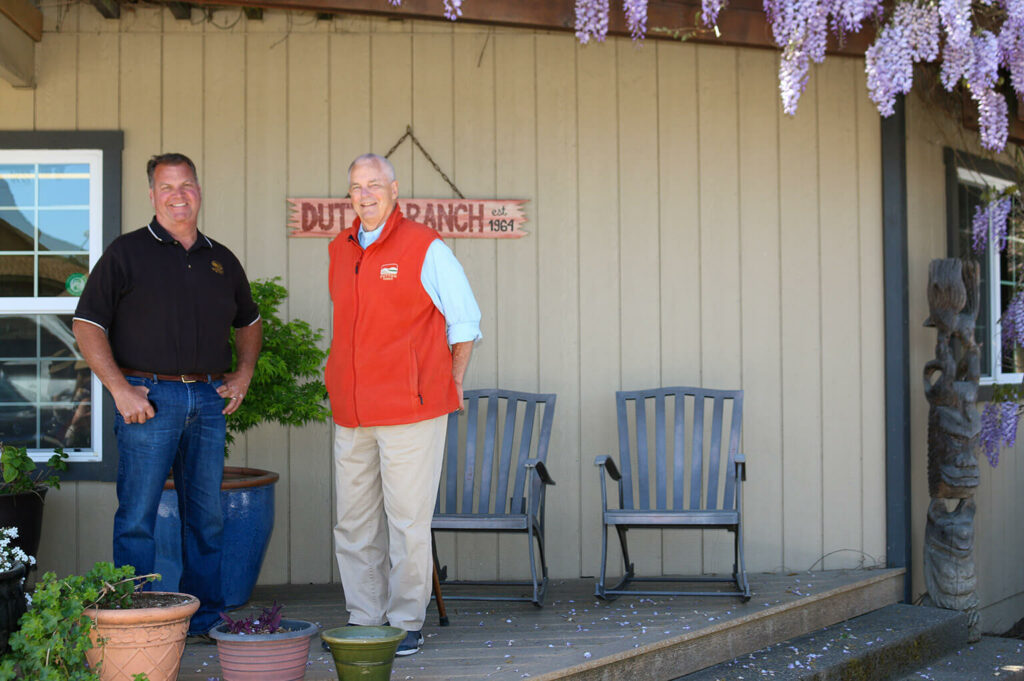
[210,618,318,680]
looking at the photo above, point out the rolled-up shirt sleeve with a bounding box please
[420,240,482,345]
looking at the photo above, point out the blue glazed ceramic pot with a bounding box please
[154,467,278,610]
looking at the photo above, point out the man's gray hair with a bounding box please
[348,154,396,183]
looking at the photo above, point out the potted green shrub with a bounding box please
[154,278,331,608]
[209,602,318,680]
[0,526,33,655]
[0,444,69,562]
[0,562,198,681]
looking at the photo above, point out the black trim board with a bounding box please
[0,130,124,482]
[881,98,912,602]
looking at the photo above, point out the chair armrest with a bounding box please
[525,459,555,485]
[594,455,621,481]
[734,453,746,481]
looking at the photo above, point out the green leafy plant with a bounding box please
[0,561,157,681]
[226,277,331,452]
[0,444,69,496]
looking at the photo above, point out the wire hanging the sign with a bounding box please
[384,125,466,200]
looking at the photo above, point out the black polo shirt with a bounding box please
[74,218,260,375]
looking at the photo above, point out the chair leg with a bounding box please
[607,526,634,593]
[528,523,549,607]
[595,521,610,599]
[526,523,544,607]
[735,525,751,601]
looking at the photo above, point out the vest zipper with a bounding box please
[350,235,364,424]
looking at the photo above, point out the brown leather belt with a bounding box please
[121,368,224,383]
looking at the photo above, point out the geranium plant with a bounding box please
[0,562,157,681]
[0,444,69,496]
[218,602,285,635]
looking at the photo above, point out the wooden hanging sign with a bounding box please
[287,198,528,239]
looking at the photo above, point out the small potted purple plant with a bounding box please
[209,602,318,681]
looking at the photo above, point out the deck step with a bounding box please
[677,603,968,680]
[894,636,1024,681]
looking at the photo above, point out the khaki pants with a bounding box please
[332,415,447,631]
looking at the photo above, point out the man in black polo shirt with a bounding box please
[72,152,262,636]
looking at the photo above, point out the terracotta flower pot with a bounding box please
[84,591,199,681]
[209,618,318,681]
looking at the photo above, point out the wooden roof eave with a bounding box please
[0,0,42,41]
[183,0,875,57]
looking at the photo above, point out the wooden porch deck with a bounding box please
[177,568,905,681]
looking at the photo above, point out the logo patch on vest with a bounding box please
[379,263,399,281]
[210,260,225,275]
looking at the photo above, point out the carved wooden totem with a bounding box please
[922,258,981,641]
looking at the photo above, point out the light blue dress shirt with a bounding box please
[359,224,482,345]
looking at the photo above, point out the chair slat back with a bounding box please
[436,389,557,516]
[615,387,743,512]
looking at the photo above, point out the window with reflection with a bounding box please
[0,150,103,461]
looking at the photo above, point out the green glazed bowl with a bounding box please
[321,625,405,681]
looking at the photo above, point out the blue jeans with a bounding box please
[112,375,226,635]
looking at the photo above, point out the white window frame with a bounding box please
[0,148,105,462]
[957,166,1021,386]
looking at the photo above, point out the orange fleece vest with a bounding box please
[325,206,459,427]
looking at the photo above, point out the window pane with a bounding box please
[38,209,89,251]
[40,358,80,402]
[0,406,36,448]
[37,254,88,297]
[0,165,36,207]
[39,315,79,358]
[0,359,37,402]
[38,164,90,207]
[0,255,34,297]
[42,404,91,449]
[0,315,37,358]
[0,209,35,250]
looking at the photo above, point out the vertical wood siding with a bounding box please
[2,5,890,594]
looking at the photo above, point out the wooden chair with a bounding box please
[432,389,556,606]
[594,386,750,600]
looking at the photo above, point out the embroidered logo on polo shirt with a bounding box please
[380,264,398,281]
[210,260,225,275]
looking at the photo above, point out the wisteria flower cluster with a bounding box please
[0,526,34,573]
[865,2,939,117]
[980,399,1020,466]
[971,195,1013,253]
[575,0,611,44]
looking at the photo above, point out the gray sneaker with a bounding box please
[395,630,423,656]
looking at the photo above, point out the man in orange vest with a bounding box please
[325,153,481,656]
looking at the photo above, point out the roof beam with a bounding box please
[0,7,34,86]
[185,0,873,55]
[0,0,42,41]
[87,0,121,19]
[167,2,193,19]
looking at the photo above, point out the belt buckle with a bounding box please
[180,374,197,383]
